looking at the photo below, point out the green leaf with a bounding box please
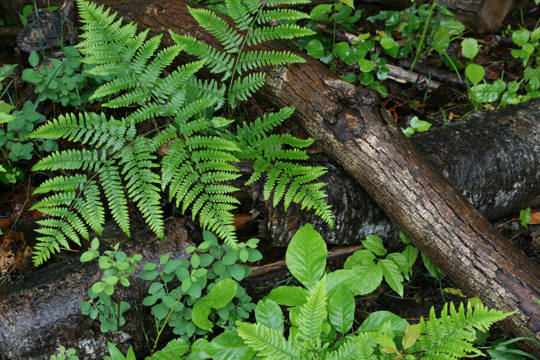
[461,38,479,60]
[358,58,374,72]
[256,298,284,333]
[231,263,246,280]
[349,262,383,296]
[387,253,411,280]
[0,64,17,81]
[465,63,485,85]
[286,223,328,289]
[410,117,431,132]
[402,245,419,269]
[203,278,237,308]
[357,310,409,334]
[209,330,257,360]
[470,83,500,103]
[305,40,324,59]
[192,301,213,330]
[265,286,309,306]
[92,282,106,293]
[29,52,40,67]
[378,259,404,297]
[520,207,531,229]
[421,253,445,281]
[361,235,386,256]
[344,249,376,269]
[147,339,189,359]
[512,29,530,46]
[338,0,354,9]
[327,285,355,334]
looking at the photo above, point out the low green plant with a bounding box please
[19,5,60,26]
[79,239,142,337]
[520,207,532,229]
[402,116,432,137]
[49,346,79,360]
[22,47,109,107]
[139,230,260,347]
[27,0,333,266]
[234,224,513,360]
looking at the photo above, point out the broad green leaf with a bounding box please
[339,0,354,8]
[265,286,309,306]
[378,259,404,297]
[305,40,324,59]
[421,253,445,281]
[361,235,386,256]
[461,38,479,60]
[387,253,411,280]
[286,223,328,289]
[402,324,421,350]
[29,52,40,67]
[192,301,212,330]
[203,278,237,308]
[410,117,431,132]
[256,299,284,333]
[377,335,397,351]
[0,64,17,81]
[512,29,530,46]
[402,245,419,269]
[358,58,374,72]
[147,339,189,359]
[357,310,409,335]
[209,330,256,360]
[349,262,383,296]
[107,342,127,360]
[327,285,355,334]
[470,83,500,103]
[344,250,375,269]
[465,63,485,85]
[326,269,358,294]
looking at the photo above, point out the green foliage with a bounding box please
[233,224,513,360]
[79,239,142,333]
[140,231,259,345]
[49,346,79,360]
[27,0,332,266]
[520,207,532,229]
[402,116,432,137]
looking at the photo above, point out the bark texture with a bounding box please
[92,0,540,350]
[0,219,193,360]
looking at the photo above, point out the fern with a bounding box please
[411,302,514,360]
[27,0,332,266]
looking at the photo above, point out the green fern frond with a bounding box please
[120,138,164,238]
[187,7,243,53]
[169,33,235,80]
[184,78,226,109]
[33,174,88,194]
[264,0,311,6]
[257,9,310,23]
[26,112,134,152]
[225,0,255,30]
[237,322,300,359]
[153,60,206,102]
[417,302,513,360]
[73,182,105,235]
[297,276,327,342]
[229,73,266,103]
[236,51,305,74]
[32,149,104,171]
[99,164,131,237]
[123,103,163,124]
[91,74,138,99]
[248,25,315,46]
[175,98,219,127]
[103,88,150,108]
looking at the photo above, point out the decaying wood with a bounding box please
[93,0,540,351]
[247,97,540,247]
[0,219,193,360]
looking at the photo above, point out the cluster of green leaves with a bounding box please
[79,239,142,333]
[22,47,109,107]
[69,224,516,360]
[139,231,260,344]
[463,36,540,110]
[233,224,513,360]
[49,346,79,360]
[303,1,464,97]
[402,116,432,137]
[27,0,333,266]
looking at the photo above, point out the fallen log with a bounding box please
[0,219,193,360]
[93,0,540,352]
[247,101,540,247]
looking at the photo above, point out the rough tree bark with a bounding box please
[0,219,193,360]
[92,0,540,352]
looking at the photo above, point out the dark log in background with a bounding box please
[91,0,540,352]
[253,100,540,248]
[0,219,192,360]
